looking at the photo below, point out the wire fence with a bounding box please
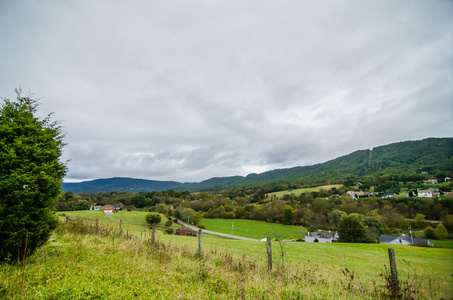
[60,215,453,299]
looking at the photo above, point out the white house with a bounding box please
[423,179,438,184]
[305,231,339,243]
[417,188,441,198]
[417,189,433,198]
[379,234,432,246]
[90,205,102,210]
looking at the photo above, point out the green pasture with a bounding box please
[269,184,342,197]
[202,218,306,240]
[1,210,451,299]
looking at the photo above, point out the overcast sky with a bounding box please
[1,1,452,183]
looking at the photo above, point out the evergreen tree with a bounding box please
[0,89,66,262]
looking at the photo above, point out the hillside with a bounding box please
[63,137,453,193]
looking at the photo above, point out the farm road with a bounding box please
[105,212,259,241]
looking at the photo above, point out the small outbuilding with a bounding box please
[176,227,196,236]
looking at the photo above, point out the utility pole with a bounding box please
[397,229,402,244]
[231,222,234,236]
[408,227,413,245]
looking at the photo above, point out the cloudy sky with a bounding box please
[1,1,452,183]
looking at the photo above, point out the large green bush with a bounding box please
[0,89,66,262]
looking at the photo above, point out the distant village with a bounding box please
[347,177,452,199]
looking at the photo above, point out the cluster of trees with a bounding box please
[424,223,448,240]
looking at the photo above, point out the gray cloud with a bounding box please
[1,0,452,182]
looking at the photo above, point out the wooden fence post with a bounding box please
[95,218,99,227]
[198,229,202,256]
[267,237,272,271]
[388,248,399,294]
[119,220,123,235]
[152,223,156,243]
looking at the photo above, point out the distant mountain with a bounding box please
[62,177,182,194]
[62,137,453,193]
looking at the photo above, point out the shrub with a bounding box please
[165,220,173,227]
[165,228,174,235]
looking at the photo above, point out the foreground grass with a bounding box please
[0,224,374,299]
[1,219,452,299]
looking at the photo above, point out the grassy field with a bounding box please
[431,239,453,248]
[269,184,342,198]
[202,218,306,240]
[31,210,452,299]
[1,216,452,299]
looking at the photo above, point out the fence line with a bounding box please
[61,215,449,299]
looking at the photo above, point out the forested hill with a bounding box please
[63,137,453,193]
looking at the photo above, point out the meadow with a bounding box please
[202,218,306,240]
[268,184,342,198]
[1,210,451,299]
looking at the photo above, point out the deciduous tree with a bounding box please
[283,205,295,225]
[338,215,375,243]
[145,213,161,225]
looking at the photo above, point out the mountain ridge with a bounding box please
[62,137,453,193]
